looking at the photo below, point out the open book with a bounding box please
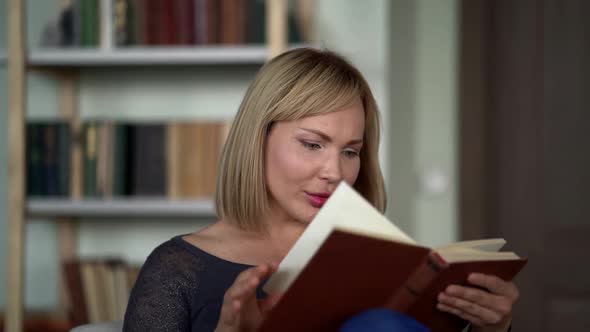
[258,182,527,332]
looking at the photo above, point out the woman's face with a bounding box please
[265,98,365,224]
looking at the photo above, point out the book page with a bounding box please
[437,246,520,263]
[263,182,415,293]
[436,238,506,252]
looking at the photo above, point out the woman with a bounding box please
[123,48,519,332]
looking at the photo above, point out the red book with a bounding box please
[63,260,89,325]
[260,183,527,332]
[161,0,178,45]
[220,0,245,44]
[144,0,162,45]
[176,0,196,45]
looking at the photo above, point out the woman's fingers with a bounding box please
[436,303,485,326]
[437,274,519,330]
[438,292,503,325]
[468,273,519,301]
[444,284,508,315]
[219,263,278,327]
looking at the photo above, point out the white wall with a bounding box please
[316,0,390,180]
[0,0,459,309]
[388,0,458,247]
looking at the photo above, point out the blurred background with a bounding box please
[0,0,588,331]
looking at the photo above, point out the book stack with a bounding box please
[62,258,141,325]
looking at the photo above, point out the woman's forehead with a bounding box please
[274,103,365,137]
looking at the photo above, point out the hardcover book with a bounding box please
[260,182,527,332]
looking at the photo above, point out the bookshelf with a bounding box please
[6,0,298,331]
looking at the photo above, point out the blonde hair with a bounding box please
[215,48,386,231]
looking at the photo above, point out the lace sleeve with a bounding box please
[123,241,202,332]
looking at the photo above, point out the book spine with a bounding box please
[84,123,98,197]
[246,0,265,44]
[113,0,128,46]
[385,251,449,313]
[131,125,167,196]
[205,0,220,44]
[112,124,129,196]
[63,260,90,325]
[134,0,148,45]
[57,123,71,196]
[44,124,59,196]
[27,124,44,196]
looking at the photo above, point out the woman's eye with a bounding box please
[302,141,322,150]
[342,149,359,158]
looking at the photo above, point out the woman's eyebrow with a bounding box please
[299,127,364,145]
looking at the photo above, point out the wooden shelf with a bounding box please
[27,198,216,218]
[27,46,292,67]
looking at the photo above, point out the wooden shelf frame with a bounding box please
[7,0,27,331]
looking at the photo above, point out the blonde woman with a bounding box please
[123,48,519,332]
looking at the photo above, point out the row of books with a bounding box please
[26,121,229,199]
[54,0,304,47]
[27,123,71,197]
[63,258,141,325]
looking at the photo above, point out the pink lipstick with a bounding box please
[305,192,331,208]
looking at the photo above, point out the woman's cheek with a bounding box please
[342,158,361,184]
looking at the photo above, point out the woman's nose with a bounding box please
[319,153,343,183]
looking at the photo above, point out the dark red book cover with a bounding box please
[63,260,89,326]
[161,1,178,45]
[221,0,245,44]
[257,230,527,332]
[176,0,196,45]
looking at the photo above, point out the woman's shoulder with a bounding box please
[181,221,259,267]
[124,237,208,332]
[137,236,207,287]
[141,223,254,279]
[144,221,234,268]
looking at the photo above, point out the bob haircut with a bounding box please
[215,47,386,231]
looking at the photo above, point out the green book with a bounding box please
[112,124,129,196]
[81,0,99,47]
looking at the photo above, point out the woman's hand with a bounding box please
[214,263,282,332]
[436,273,519,332]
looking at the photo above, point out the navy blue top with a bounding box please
[123,235,267,332]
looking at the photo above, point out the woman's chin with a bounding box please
[301,209,321,224]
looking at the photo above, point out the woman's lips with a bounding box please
[305,192,331,208]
